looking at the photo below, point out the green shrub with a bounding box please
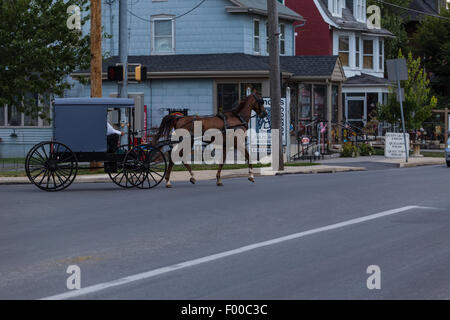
[341,142,359,157]
[358,143,375,156]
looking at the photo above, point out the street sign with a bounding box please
[386,59,408,82]
[385,132,410,158]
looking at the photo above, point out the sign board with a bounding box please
[386,59,408,82]
[385,132,410,158]
[249,98,288,149]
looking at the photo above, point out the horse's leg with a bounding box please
[245,148,254,183]
[216,144,227,186]
[165,151,174,188]
[183,162,196,184]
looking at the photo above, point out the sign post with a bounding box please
[387,59,409,163]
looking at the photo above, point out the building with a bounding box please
[0,0,347,158]
[285,0,393,132]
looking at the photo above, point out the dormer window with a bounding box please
[354,0,366,22]
[329,0,343,17]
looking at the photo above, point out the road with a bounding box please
[1,165,450,299]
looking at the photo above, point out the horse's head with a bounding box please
[249,91,268,118]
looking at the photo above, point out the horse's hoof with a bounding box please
[166,184,173,188]
[190,178,196,184]
[217,182,223,187]
[248,177,255,183]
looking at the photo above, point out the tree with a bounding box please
[368,0,412,59]
[412,7,450,109]
[379,51,437,132]
[0,0,90,120]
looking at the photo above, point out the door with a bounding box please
[345,97,366,128]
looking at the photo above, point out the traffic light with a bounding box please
[135,65,147,82]
[107,66,123,81]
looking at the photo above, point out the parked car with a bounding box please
[446,137,450,167]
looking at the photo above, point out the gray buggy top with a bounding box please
[53,98,135,153]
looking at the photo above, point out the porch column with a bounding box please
[445,107,449,144]
[327,81,332,146]
[337,82,343,143]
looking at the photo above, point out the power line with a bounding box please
[375,0,450,21]
[128,0,208,23]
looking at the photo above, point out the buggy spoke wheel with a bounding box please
[124,145,167,189]
[25,141,78,192]
[107,145,135,189]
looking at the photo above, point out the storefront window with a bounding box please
[314,85,326,121]
[240,83,262,100]
[299,85,312,120]
[217,84,239,113]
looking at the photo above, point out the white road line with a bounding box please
[41,205,433,300]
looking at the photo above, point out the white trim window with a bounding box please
[379,39,384,71]
[329,0,343,17]
[253,19,260,54]
[363,39,374,70]
[355,36,361,68]
[279,23,286,55]
[338,35,350,67]
[354,0,366,22]
[151,17,175,54]
[0,99,52,128]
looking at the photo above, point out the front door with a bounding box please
[345,97,366,128]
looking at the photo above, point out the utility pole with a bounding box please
[90,0,102,98]
[119,0,128,99]
[267,0,284,171]
[90,0,102,170]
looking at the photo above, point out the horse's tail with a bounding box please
[154,114,179,144]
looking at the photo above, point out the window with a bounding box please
[354,0,366,22]
[0,106,4,126]
[217,84,239,113]
[279,24,285,55]
[266,23,285,54]
[379,39,384,71]
[363,39,373,69]
[338,36,350,67]
[152,18,174,54]
[7,105,21,126]
[355,36,360,68]
[217,83,262,113]
[254,20,260,53]
[329,0,343,16]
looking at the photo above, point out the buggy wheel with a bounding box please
[107,145,135,188]
[123,145,167,189]
[25,141,78,191]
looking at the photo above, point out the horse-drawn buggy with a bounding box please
[25,98,168,191]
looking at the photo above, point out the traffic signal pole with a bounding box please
[119,0,129,143]
[267,0,284,171]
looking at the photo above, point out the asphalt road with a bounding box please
[1,165,450,299]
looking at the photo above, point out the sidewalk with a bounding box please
[318,155,445,168]
[0,165,365,185]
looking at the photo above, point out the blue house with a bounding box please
[0,0,347,158]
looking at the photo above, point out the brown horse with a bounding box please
[155,92,268,188]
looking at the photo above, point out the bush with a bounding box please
[341,142,359,157]
[358,143,375,156]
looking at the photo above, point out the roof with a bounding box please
[316,0,393,36]
[344,73,390,86]
[54,98,135,108]
[226,0,305,21]
[73,53,344,80]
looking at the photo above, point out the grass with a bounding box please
[0,157,25,164]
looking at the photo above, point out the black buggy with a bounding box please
[25,98,167,191]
